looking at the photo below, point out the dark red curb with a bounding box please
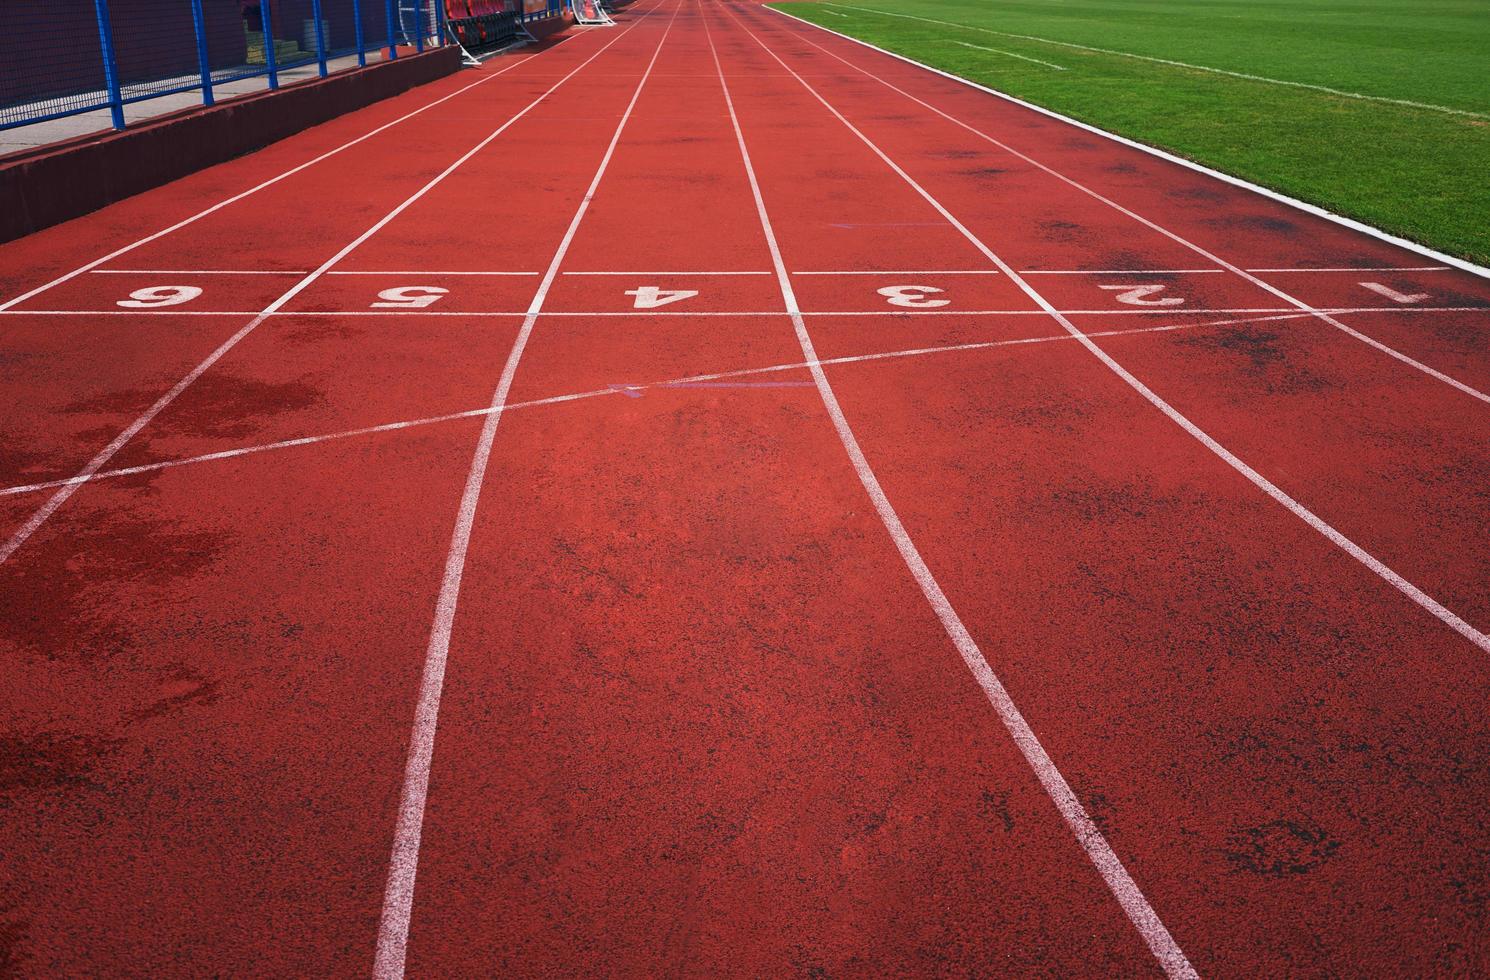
[0,46,462,244]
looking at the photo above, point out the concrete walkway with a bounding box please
[0,50,388,157]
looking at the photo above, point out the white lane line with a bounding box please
[739,6,1490,658]
[1247,266,1451,274]
[765,6,1490,286]
[0,310,1323,501]
[4,310,277,316]
[1028,267,1452,275]
[804,307,1282,316]
[92,271,538,277]
[371,8,679,977]
[804,311,1324,369]
[68,264,1462,278]
[0,410,494,498]
[326,270,541,276]
[90,269,312,275]
[0,29,599,314]
[792,269,1000,275]
[771,14,1490,405]
[11,303,1490,318]
[819,2,1490,120]
[1021,269,1221,275]
[706,8,1198,978]
[0,18,652,570]
[952,40,1065,71]
[8,305,1485,319]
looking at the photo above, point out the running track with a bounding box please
[2,1,1489,975]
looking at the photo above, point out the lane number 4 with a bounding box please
[625,286,699,309]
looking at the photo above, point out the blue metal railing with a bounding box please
[90,0,126,130]
[0,0,476,135]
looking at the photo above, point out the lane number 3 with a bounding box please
[877,285,950,308]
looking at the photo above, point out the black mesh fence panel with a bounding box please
[0,1,111,127]
[0,0,451,132]
[111,0,201,102]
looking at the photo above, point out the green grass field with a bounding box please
[766,0,1490,267]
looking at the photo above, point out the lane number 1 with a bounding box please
[1360,282,1429,304]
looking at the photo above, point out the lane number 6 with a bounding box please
[118,285,203,309]
[373,286,449,309]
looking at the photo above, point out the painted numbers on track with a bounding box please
[118,285,204,308]
[625,286,699,309]
[877,285,950,308]
[373,286,449,309]
[1098,284,1185,307]
[1360,282,1429,304]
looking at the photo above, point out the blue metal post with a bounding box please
[436,0,448,47]
[189,0,215,106]
[91,0,126,130]
[310,0,328,76]
[386,0,399,60]
[414,2,426,53]
[263,0,281,88]
[352,0,367,67]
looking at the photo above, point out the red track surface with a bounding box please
[2,2,1489,975]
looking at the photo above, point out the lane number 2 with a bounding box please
[877,285,949,308]
[1098,284,1185,307]
[118,285,203,308]
[625,286,698,309]
[373,286,448,309]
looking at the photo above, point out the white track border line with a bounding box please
[88,269,311,275]
[371,7,678,976]
[764,6,1490,283]
[952,40,1065,72]
[794,268,999,275]
[0,28,596,313]
[732,6,1490,661]
[327,270,541,276]
[5,305,1483,318]
[81,264,1455,277]
[0,310,1323,501]
[86,270,546,276]
[705,7,1198,977]
[761,7,1490,405]
[0,14,652,569]
[562,269,773,275]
